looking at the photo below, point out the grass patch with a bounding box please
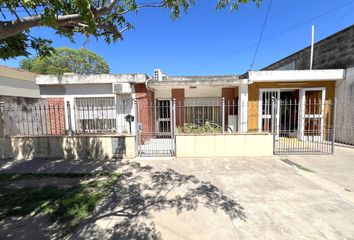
[281,159,315,173]
[0,172,121,237]
[293,163,315,172]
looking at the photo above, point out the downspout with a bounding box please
[145,77,156,92]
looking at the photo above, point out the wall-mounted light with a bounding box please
[189,86,197,89]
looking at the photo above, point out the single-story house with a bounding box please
[35,68,345,142]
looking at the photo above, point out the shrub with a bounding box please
[177,121,222,134]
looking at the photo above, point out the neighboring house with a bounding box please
[0,65,45,136]
[0,64,40,100]
[263,24,354,145]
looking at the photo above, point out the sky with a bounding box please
[1,0,354,76]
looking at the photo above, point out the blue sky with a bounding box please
[1,0,354,76]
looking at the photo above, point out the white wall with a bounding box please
[185,86,222,98]
[155,86,222,99]
[335,67,354,144]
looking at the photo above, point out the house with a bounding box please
[148,69,344,141]
[262,24,354,145]
[2,25,352,158]
[31,64,346,157]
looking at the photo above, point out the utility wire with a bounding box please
[249,0,273,70]
[187,0,354,74]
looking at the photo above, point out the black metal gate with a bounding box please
[136,99,176,157]
[272,97,335,155]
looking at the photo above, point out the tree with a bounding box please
[19,47,110,74]
[0,0,260,59]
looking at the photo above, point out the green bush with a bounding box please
[177,121,222,134]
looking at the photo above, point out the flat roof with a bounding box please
[249,69,345,82]
[35,73,149,85]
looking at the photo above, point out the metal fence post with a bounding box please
[172,98,177,155]
[221,97,225,133]
[271,97,276,153]
[66,101,73,135]
[172,98,176,136]
[0,102,4,137]
[331,98,337,154]
[134,99,140,157]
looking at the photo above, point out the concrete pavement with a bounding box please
[1,146,354,239]
[72,147,354,240]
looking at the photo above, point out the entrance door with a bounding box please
[259,90,280,135]
[157,100,171,136]
[299,88,325,142]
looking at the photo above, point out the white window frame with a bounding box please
[299,87,326,142]
[258,89,280,135]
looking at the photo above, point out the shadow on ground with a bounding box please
[0,158,121,174]
[0,159,245,239]
[72,160,246,240]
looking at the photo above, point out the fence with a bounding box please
[1,97,351,155]
[273,99,335,154]
[0,99,135,136]
[1,103,66,136]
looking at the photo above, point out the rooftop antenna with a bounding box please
[310,25,315,70]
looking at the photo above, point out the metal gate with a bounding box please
[272,94,335,155]
[136,99,176,157]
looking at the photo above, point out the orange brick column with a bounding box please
[47,98,66,135]
[135,83,155,139]
[172,89,185,127]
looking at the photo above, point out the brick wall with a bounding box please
[172,89,185,127]
[135,84,155,138]
[47,98,66,135]
[263,24,354,70]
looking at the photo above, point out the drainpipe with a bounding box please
[145,78,156,92]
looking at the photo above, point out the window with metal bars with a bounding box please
[74,97,116,133]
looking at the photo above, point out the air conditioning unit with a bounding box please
[112,83,132,94]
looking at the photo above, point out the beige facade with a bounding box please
[175,133,273,157]
[247,80,336,131]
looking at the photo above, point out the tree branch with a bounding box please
[0,1,163,40]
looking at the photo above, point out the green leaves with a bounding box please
[0,32,54,60]
[19,47,110,75]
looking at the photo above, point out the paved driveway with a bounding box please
[1,147,354,239]
[73,148,354,240]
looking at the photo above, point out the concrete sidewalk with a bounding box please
[284,146,354,193]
